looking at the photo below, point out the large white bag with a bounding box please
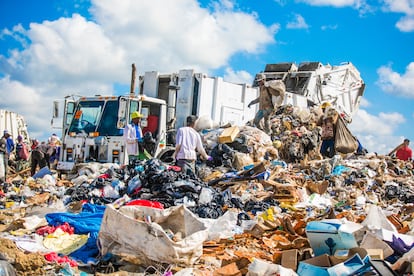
[98,204,208,265]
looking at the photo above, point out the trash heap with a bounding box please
[0,105,414,275]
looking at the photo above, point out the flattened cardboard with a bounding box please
[218,126,240,144]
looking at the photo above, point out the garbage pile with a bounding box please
[0,105,414,275]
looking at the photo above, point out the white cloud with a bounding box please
[357,134,404,155]
[396,16,414,32]
[358,97,370,107]
[274,0,287,6]
[350,109,405,136]
[223,67,254,84]
[381,0,414,31]
[377,62,414,98]
[90,0,275,72]
[298,0,373,16]
[297,0,366,8]
[286,14,309,29]
[321,24,338,31]
[0,0,276,141]
[349,109,406,154]
[382,0,414,15]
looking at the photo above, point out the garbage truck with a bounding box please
[51,65,259,173]
[52,61,365,174]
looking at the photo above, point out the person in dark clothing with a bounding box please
[318,103,339,158]
[30,140,49,176]
[0,136,6,182]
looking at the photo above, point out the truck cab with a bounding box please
[53,94,167,172]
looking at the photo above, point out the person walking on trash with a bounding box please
[123,111,144,164]
[1,130,14,181]
[173,115,212,175]
[30,140,50,176]
[248,73,286,134]
[318,102,339,158]
[0,134,7,182]
[388,138,412,161]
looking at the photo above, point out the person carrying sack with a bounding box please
[248,73,286,134]
[318,104,338,158]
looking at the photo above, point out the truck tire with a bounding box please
[156,147,175,164]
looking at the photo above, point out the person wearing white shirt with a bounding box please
[173,115,212,175]
[123,111,143,164]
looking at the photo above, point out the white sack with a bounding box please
[98,204,208,266]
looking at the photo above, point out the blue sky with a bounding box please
[0,0,413,154]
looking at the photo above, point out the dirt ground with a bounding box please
[0,237,48,276]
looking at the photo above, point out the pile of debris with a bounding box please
[0,105,414,275]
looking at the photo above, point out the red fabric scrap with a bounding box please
[125,199,164,209]
[36,222,74,235]
[44,252,78,267]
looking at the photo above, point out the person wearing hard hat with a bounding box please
[123,111,144,164]
[248,73,286,134]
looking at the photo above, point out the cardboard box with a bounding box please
[218,126,239,144]
[297,248,368,276]
[305,219,365,256]
[281,249,298,271]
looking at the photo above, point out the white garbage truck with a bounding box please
[51,66,259,174]
[52,61,365,174]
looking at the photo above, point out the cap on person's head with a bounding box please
[186,115,198,125]
[3,130,9,136]
[17,135,23,141]
[131,111,144,120]
[256,73,266,82]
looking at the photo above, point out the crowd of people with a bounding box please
[0,131,61,181]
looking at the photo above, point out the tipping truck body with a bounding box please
[256,61,365,121]
[140,69,258,131]
[0,109,30,144]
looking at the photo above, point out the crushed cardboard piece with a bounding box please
[218,126,240,144]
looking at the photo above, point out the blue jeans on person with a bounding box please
[320,139,335,158]
[253,109,272,133]
[176,159,196,177]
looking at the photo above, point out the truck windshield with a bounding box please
[68,101,103,134]
[68,100,121,136]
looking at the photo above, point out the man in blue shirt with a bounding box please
[1,130,14,181]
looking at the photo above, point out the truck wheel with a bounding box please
[157,148,175,164]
